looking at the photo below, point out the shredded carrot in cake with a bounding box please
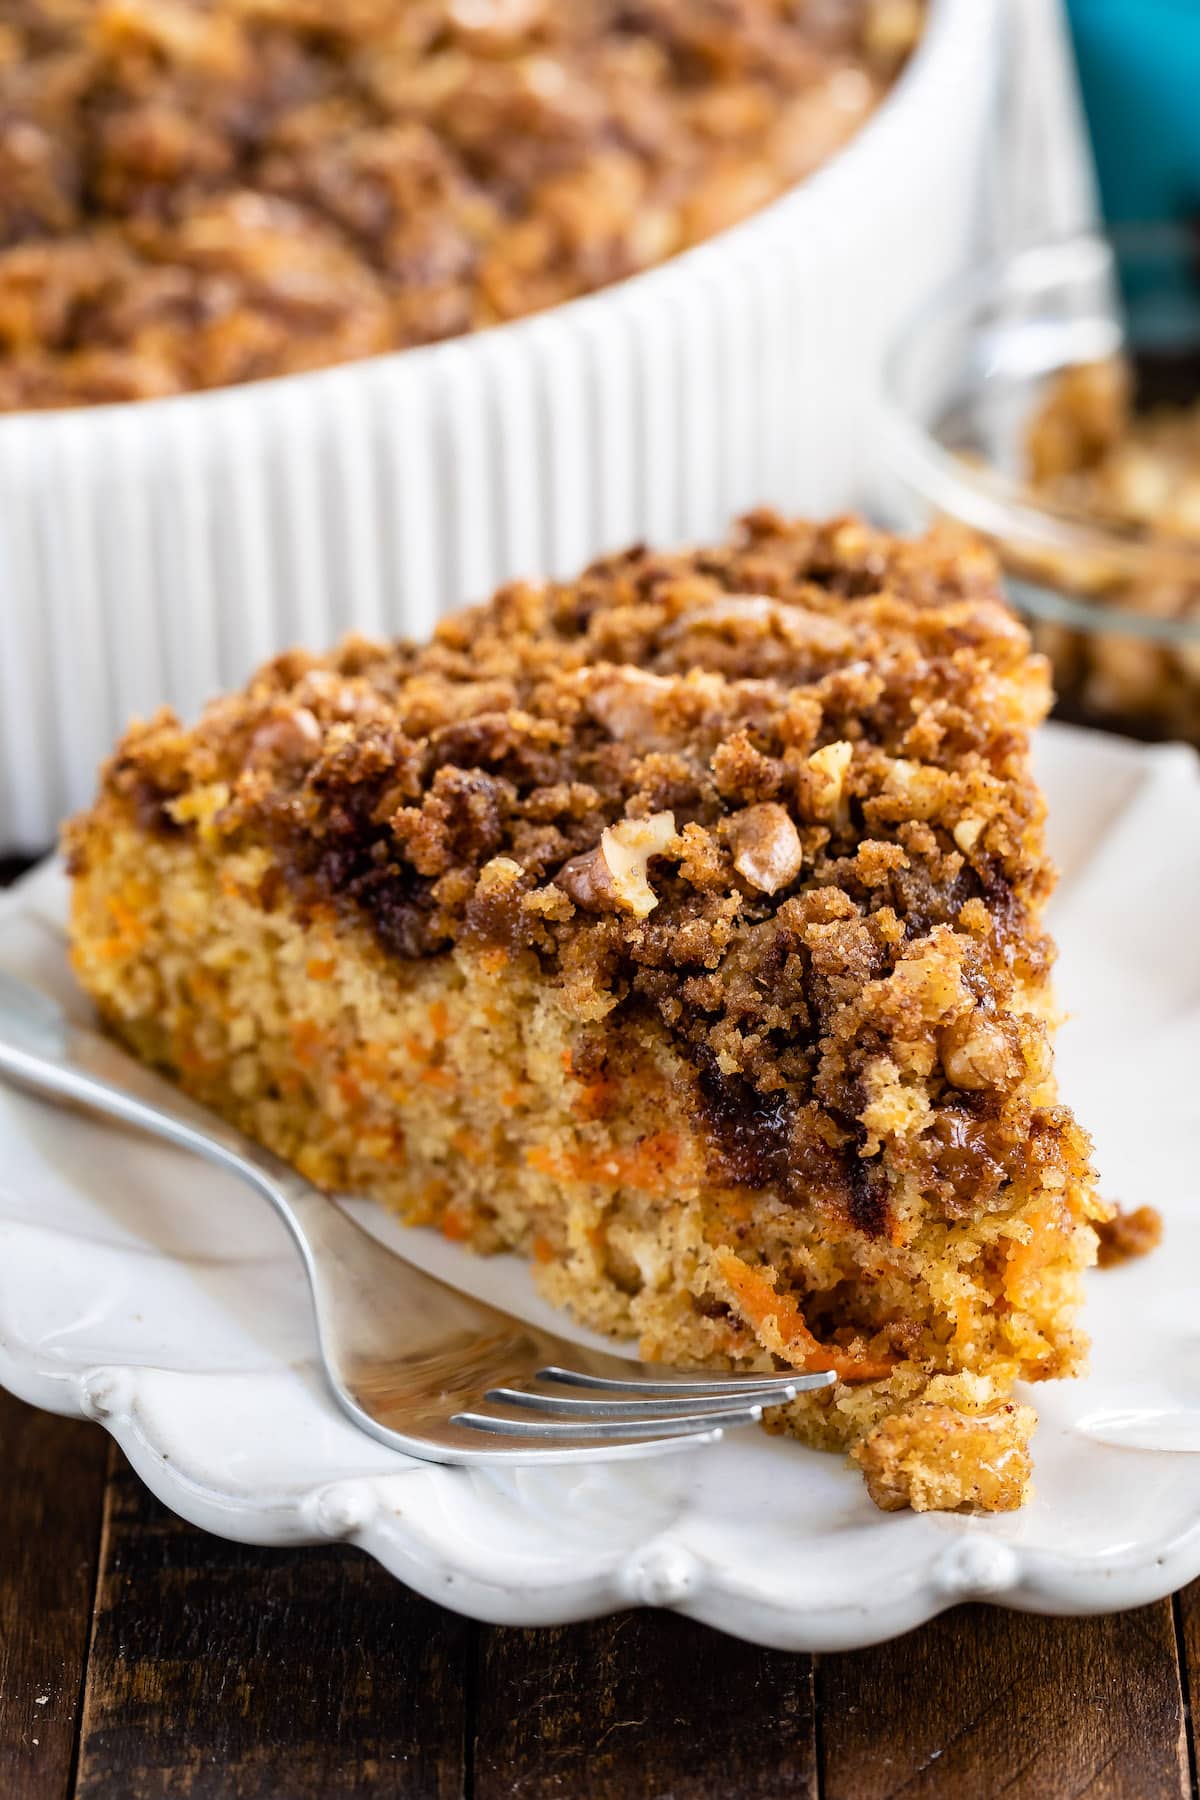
[526,1136,680,1196]
[715,1249,897,1383]
[66,512,1100,1514]
[1003,1200,1072,1305]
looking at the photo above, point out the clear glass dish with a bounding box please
[880,225,1200,745]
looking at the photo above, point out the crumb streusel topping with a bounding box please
[0,0,920,410]
[69,511,1102,1511]
[1025,359,1200,742]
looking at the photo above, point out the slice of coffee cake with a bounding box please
[67,513,1101,1511]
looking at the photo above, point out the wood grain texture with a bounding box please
[473,1612,817,1800]
[818,1600,1193,1800]
[73,1449,469,1800]
[0,1392,108,1800]
[1175,1584,1200,1800]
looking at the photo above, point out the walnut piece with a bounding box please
[555,812,676,918]
[802,739,853,820]
[583,667,678,744]
[953,814,985,854]
[248,704,321,767]
[728,801,803,894]
[665,593,854,655]
[939,1009,1019,1092]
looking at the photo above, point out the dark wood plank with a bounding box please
[818,1601,1191,1800]
[1173,1581,1200,1800]
[473,1612,817,1800]
[73,1449,469,1800]
[0,1390,108,1800]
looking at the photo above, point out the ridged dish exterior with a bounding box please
[0,0,1000,850]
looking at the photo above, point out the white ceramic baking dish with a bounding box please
[0,0,1086,850]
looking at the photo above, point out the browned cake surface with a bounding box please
[0,0,919,410]
[68,512,1103,1511]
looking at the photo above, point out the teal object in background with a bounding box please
[1067,0,1200,224]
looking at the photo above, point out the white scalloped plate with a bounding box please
[2,721,1199,1651]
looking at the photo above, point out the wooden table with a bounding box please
[2,857,1198,1800]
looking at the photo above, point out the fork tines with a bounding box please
[452,1363,836,1446]
[452,1406,767,1442]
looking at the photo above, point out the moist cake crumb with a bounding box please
[1095,1202,1162,1268]
[66,511,1102,1511]
[852,1400,1035,1513]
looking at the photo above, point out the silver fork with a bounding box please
[0,970,832,1464]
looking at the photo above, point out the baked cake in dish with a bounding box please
[0,0,921,411]
[67,513,1102,1511]
[1025,359,1200,744]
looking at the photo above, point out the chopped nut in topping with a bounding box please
[68,510,1101,1520]
[555,812,676,918]
[802,739,853,820]
[0,4,921,411]
[728,802,804,895]
[953,815,985,854]
[584,667,679,745]
[248,705,322,767]
[665,594,855,656]
[939,1009,1019,1092]
[476,856,525,895]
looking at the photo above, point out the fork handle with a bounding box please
[0,976,336,1277]
[0,969,516,1339]
[0,1015,265,1176]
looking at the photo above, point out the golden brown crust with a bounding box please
[0,0,920,410]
